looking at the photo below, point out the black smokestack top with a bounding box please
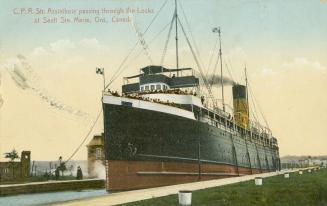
[207,75,235,87]
[232,84,246,99]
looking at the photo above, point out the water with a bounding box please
[0,189,108,206]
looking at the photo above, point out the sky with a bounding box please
[0,0,326,161]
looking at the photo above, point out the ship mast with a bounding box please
[175,0,180,76]
[218,27,225,112]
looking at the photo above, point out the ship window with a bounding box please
[140,86,144,91]
[3,168,9,174]
[95,148,102,159]
[145,86,149,91]
[156,84,161,90]
[151,85,155,90]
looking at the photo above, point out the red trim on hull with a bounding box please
[106,160,273,191]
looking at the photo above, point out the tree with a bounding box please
[4,149,19,162]
[4,149,20,178]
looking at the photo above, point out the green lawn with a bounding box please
[121,168,327,206]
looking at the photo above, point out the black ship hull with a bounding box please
[103,96,280,191]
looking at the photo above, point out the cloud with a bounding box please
[30,38,108,59]
[260,58,326,79]
[282,57,326,74]
[31,47,50,57]
[261,67,275,77]
[79,38,103,50]
[50,39,75,53]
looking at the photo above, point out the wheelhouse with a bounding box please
[122,65,199,94]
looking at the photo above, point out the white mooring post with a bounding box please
[299,170,303,175]
[178,190,192,206]
[284,173,290,178]
[308,169,311,173]
[255,177,263,186]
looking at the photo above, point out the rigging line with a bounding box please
[119,21,172,78]
[133,21,172,64]
[251,95,260,123]
[178,18,209,88]
[248,83,264,128]
[106,42,139,89]
[143,0,168,35]
[194,70,207,95]
[209,49,220,87]
[220,41,238,83]
[227,58,238,83]
[149,21,172,47]
[248,83,270,131]
[177,17,216,107]
[206,37,219,77]
[178,1,205,69]
[105,0,168,89]
[224,62,235,82]
[247,84,260,125]
[64,109,102,164]
[131,17,154,64]
[250,105,258,123]
[160,11,176,65]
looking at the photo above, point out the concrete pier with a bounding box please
[51,169,308,206]
[0,179,105,196]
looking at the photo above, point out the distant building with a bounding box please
[87,134,105,177]
[312,159,327,166]
[0,151,31,183]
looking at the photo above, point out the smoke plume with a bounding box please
[207,74,235,87]
[92,160,106,179]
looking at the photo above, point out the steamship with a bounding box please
[102,1,280,191]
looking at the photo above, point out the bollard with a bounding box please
[255,177,263,186]
[308,169,311,173]
[284,173,290,178]
[299,170,303,175]
[178,190,192,206]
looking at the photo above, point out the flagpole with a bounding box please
[96,67,105,92]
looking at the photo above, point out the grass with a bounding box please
[121,168,327,206]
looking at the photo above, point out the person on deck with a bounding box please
[76,166,83,180]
